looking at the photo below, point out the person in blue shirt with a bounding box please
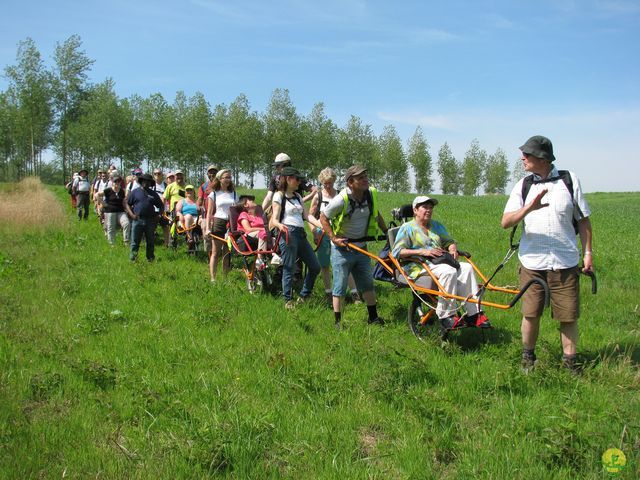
[124,173,164,262]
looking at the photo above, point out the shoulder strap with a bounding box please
[521,174,535,204]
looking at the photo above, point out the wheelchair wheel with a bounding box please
[408,294,437,340]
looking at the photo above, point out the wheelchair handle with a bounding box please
[508,277,550,309]
[581,270,597,294]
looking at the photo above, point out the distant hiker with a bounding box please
[151,169,170,247]
[502,135,593,373]
[98,175,130,245]
[198,165,219,257]
[125,173,164,262]
[73,168,91,221]
[207,169,237,282]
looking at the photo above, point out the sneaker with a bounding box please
[270,254,282,266]
[521,351,537,373]
[440,315,462,331]
[296,296,308,305]
[285,300,296,310]
[367,317,385,326]
[466,312,492,329]
[256,258,265,270]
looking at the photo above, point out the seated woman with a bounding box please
[237,196,269,254]
[391,195,491,330]
[175,185,202,244]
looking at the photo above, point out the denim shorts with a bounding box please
[330,244,374,296]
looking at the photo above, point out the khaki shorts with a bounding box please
[519,266,580,322]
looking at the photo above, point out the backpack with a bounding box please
[521,170,580,234]
[278,192,304,223]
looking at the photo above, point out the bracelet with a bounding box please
[584,251,592,256]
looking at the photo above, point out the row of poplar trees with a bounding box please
[0,35,512,194]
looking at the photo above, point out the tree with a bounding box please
[227,94,263,187]
[407,126,433,193]
[4,37,54,178]
[136,93,171,172]
[512,156,525,182]
[301,102,339,179]
[67,78,120,172]
[484,148,510,194]
[461,139,487,195]
[0,91,19,180]
[52,34,94,182]
[263,88,302,177]
[337,115,379,185]
[437,142,460,195]
[378,125,408,192]
[185,91,211,177]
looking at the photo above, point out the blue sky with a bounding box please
[1,0,639,192]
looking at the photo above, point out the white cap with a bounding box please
[273,153,291,166]
[412,196,439,208]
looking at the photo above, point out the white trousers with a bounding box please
[412,262,480,319]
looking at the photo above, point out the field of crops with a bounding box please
[1,181,638,478]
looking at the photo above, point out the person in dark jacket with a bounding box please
[125,173,164,261]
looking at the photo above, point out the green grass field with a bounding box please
[1,184,638,478]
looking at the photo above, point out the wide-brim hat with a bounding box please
[412,195,439,208]
[138,173,154,183]
[520,135,556,161]
[344,165,367,182]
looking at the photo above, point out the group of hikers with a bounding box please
[68,135,594,373]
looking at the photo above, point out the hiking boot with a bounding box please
[367,317,385,326]
[285,300,296,310]
[562,355,582,376]
[521,350,537,373]
[440,315,462,331]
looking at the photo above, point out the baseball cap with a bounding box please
[185,184,195,190]
[206,164,219,173]
[344,165,367,182]
[412,195,439,208]
[280,166,302,178]
[520,135,556,162]
[174,169,184,175]
[273,153,291,166]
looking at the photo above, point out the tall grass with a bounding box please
[0,185,638,478]
[0,177,67,231]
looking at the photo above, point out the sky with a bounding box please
[1,0,639,192]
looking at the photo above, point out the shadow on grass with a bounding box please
[389,302,514,352]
